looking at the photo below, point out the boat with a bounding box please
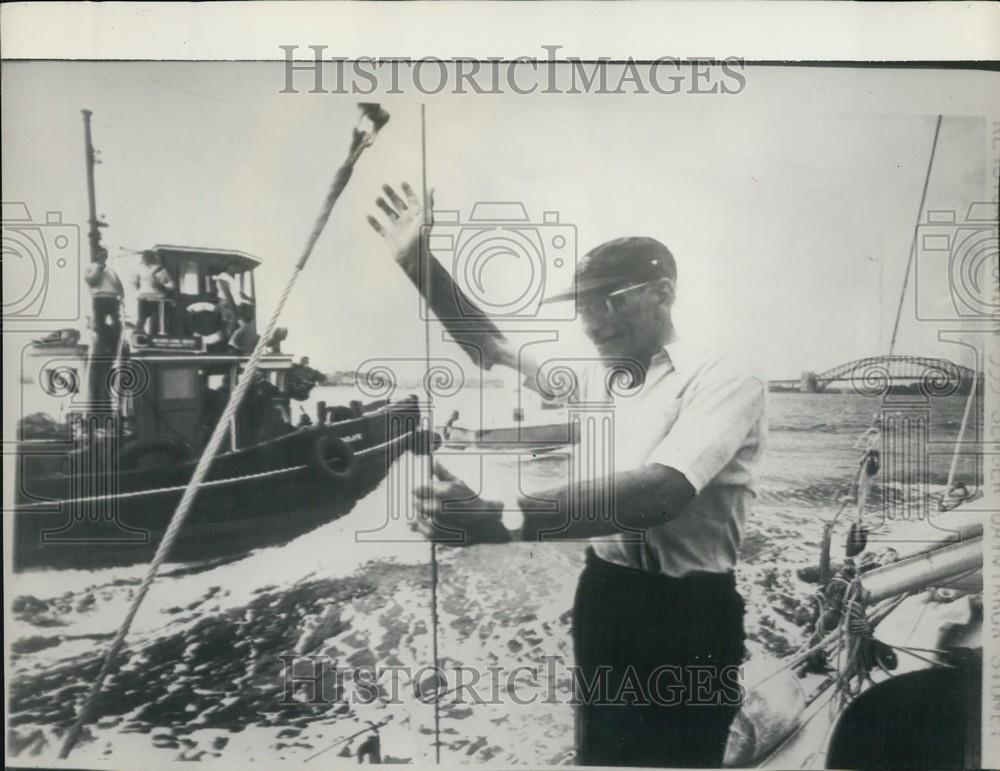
[11,111,432,571]
[439,392,580,453]
[721,351,986,766]
[724,496,983,768]
[720,116,988,769]
[14,387,431,570]
[441,409,579,453]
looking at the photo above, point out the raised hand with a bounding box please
[366,182,516,373]
[366,182,433,268]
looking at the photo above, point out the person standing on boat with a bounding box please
[286,356,324,401]
[133,250,176,335]
[228,302,259,354]
[84,247,125,405]
[84,247,124,342]
[369,184,766,768]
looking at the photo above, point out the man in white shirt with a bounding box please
[84,249,125,405]
[84,249,124,339]
[368,184,766,768]
[132,250,176,334]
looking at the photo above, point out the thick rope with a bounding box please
[887,115,942,355]
[59,120,382,760]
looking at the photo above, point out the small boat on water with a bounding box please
[12,111,431,571]
[441,412,578,453]
[439,402,579,454]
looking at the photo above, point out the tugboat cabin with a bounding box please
[133,245,259,346]
[120,245,304,459]
[27,245,321,464]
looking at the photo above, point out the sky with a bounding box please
[2,62,995,383]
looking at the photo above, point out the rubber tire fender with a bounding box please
[311,432,360,483]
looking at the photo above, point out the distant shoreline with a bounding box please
[767,382,977,395]
[321,370,506,389]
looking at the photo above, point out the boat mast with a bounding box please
[81,109,105,263]
[81,109,119,409]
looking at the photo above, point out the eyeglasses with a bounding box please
[577,277,672,316]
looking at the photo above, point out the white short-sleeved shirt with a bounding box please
[568,340,766,577]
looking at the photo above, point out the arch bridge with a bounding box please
[769,355,977,394]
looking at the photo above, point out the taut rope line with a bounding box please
[59,104,389,759]
[745,112,964,709]
[945,372,976,496]
[420,102,443,765]
[887,114,942,356]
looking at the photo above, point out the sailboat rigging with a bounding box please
[723,113,985,769]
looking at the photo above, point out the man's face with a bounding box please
[578,280,671,364]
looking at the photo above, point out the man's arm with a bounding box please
[518,463,695,540]
[413,361,764,546]
[396,244,518,369]
[520,365,765,540]
[414,461,694,544]
[367,182,541,380]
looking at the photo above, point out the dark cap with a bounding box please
[544,236,676,304]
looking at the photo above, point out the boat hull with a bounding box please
[731,518,984,768]
[13,400,429,570]
[443,419,578,452]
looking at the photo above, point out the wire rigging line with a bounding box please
[888,115,943,356]
[945,371,977,493]
[58,107,388,760]
[420,102,443,766]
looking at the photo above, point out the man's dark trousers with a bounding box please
[573,547,746,768]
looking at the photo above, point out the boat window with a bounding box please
[160,367,199,401]
[206,373,228,392]
[240,271,255,301]
[179,260,200,295]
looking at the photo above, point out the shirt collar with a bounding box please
[651,333,685,372]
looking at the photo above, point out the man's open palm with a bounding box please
[366,182,433,266]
